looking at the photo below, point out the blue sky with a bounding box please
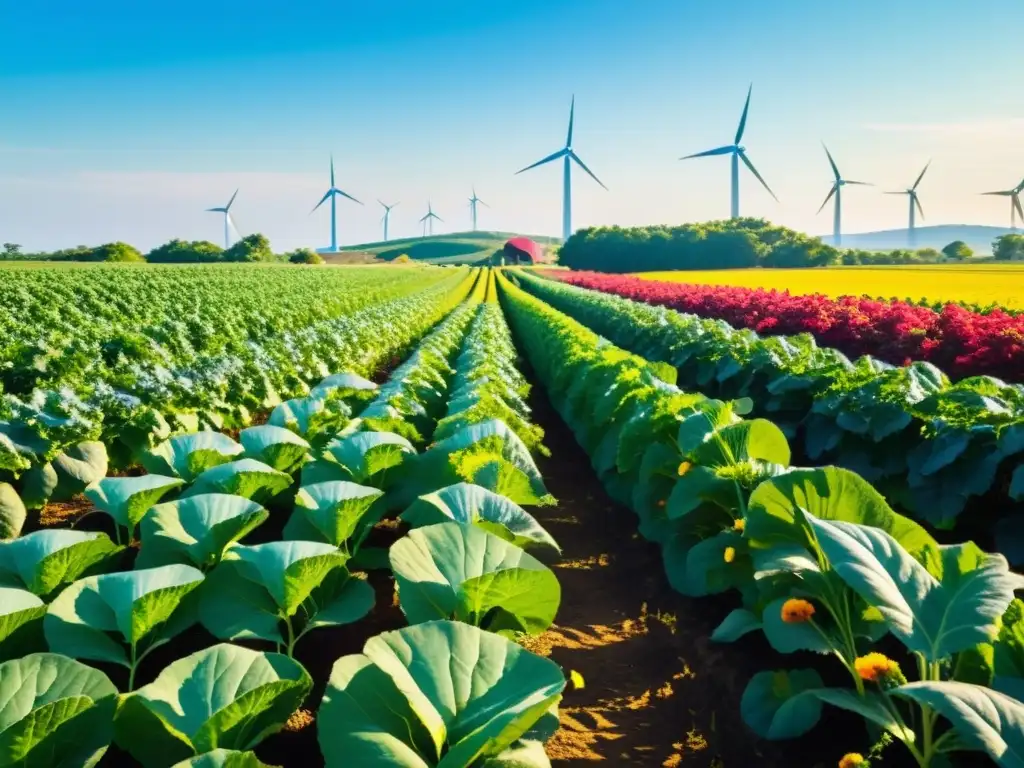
[1,0,1022,251]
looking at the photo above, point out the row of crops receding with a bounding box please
[2,262,1024,767]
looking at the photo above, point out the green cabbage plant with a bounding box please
[84,474,185,543]
[0,529,123,598]
[282,480,384,555]
[142,431,243,483]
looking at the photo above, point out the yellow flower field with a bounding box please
[637,264,1024,309]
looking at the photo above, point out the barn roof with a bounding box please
[504,237,543,262]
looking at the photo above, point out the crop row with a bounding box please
[496,269,1024,768]
[546,270,1024,383]
[0,270,570,767]
[0,267,476,511]
[513,270,1024,555]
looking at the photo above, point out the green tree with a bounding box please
[914,247,942,261]
[223,233,273,263]
[146,239,224,263]
[287,248,323,264]
[92,242,145,262]
[2,243,21,259]
[993,234,1024,261]
[941,240,973,260]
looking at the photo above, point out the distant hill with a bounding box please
[820,225,1016,255]
[338,231,562,265]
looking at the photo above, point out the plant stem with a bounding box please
[285,617,297,658]
[128,643,137,691]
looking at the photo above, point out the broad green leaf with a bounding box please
[662,529,749,597]
[239,425,310,474]
[0,529,123,598]
[996,600,1024,678]
[760,597,833,654]
[84,474,185,536]
[711,608,762,643]
[0,483,26,540]
[50,442,109,501]
[318,620,566,767]
[311,372,377,397]
[806,515,1018,660]
[0,586,46,660]
[0,652,117,767]
[400,483,559,553]
[114,644,311,767]
[895,681,1024,767]
[740,669,823,739]
[45,564,204,667]
[324,431,415,485]
[282,481,384,550]
[812,688,916,741]
[143,432,243,483]
[136,494,268,570]
[690,419,792,468]
[181,459,292,501]
[390,523,559,636]
[170,751,271,768]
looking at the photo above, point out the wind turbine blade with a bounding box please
[515,148,568,174]
[419,213,429,222]
[566,95,575,148]
[479,199,489,208]
[1016,179,1024,193]
[680,145,735,160]
[1014,194,1024,222]
[435,214,444,222]
[822,143,841,181]
[914,194,925,220]
[883,191,907,195]
[981,190,1010,196]
[336,190,363,205]
[739,152,778,202]
[206,207,225,213]
[311,189,332,213]
[817,185,837,214]
[912,161,930,191]
[330,156,335,187]
[225,188,239,211]
[734,83,752,145]
[844,180,873,186]
[378,199,386,208]
[570,151,608,190]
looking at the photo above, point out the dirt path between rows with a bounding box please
[526,390,852,768]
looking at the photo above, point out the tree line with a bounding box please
[555,220,1024,272]
[0,236,325,264]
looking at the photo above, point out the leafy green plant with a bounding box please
[0,653,118,767]
[0,529,123,598]
[20,441,109,509]
[113,643,311,767]
[302,431,416,490]
[401,482,560,553]
[199,541,374,657]
[83,474,185,543]
[238,424,310,473]
[282,480,384,555]
[181,459,292,501]
[317,620,566,767]
[142,432,243,483]
[269,394,352,447]
[390,522,560,636]
[44,564,204,689]
[0,585,46,660]
[170,751,272,768]
[136,493,269,570]
[0,483,26,539]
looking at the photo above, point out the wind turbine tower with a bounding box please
[468,187,488,231]
[817,145,871,247]
[982,177,1024,230]
[379,201,399,242]
[886,162,930,247]
[311,156,363,252]
[515,96,607,241]
[419,202,442,237]
[680,84,777,218]
[206,189,238,249]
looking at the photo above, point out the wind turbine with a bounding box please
[680,84,777,219]
[419,201,442,237]
[311,156,362,252]
[468,187,488,231]
[378,200,398,242]
[817,144,871,247]
[981,177,1024,230]
[886,161,930,247]
[515,96,607,241]
[206,189,238,249]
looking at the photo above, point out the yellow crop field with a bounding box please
[637,264,1024,309]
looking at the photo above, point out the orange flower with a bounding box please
[723,546,736,564]
[656,499,666,508]
[733,518,746,533]
[677,461,693,476]
[854,653,901,683]
[780,598,815,624]
[839,754,866,768]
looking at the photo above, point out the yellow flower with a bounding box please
[780,598,815,624]
[677,461,692,476]
[839,754,866,768]
[723,546,736,564]
[733,518,746,533]
[854,653,901,683]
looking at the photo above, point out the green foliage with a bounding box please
[92,242,145,263]
[223,233,274,263]
[146,239,225,263]
[942,240,974,260]
[287,248,323,265]
[993,234,1024,261]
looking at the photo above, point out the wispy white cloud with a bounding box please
[862,118,1024,137]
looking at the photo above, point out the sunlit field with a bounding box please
[637,263,1024,309]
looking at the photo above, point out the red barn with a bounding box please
[503,237,544,264]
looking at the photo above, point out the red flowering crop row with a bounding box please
[543,271,1024,383]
